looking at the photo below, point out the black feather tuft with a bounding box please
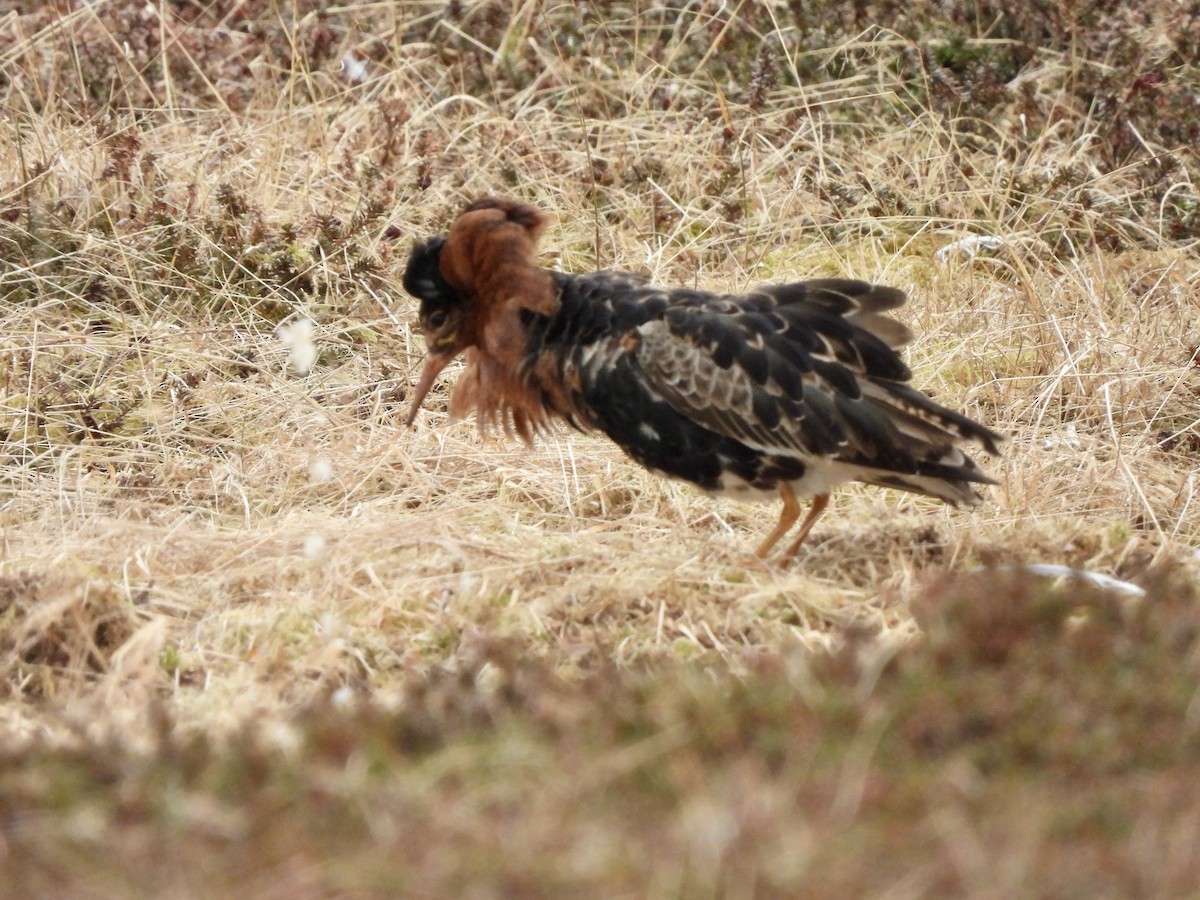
[402,236,461,320]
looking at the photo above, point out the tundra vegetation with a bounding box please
[1,1,1198,895]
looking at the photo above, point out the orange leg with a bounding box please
[780,493,830,562]
[755,483,801,558]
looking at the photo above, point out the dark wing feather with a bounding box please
[632,316,842,458]
[610,279,1002,489]
[761,278,913,349]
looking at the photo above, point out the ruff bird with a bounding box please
[403,197,1003,561]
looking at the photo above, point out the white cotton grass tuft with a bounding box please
[309,458,333,483]
[303,533,328,560]
[278,318,317,375]
[341,52,369,84]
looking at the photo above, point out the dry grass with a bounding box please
[1,0,1199,895]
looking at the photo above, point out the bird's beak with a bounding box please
[404,352,452,427]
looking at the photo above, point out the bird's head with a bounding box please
[402,235,471,426]
[404,236,469,354]
[402,197,556,427]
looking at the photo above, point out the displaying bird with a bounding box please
[403,197,1003,561]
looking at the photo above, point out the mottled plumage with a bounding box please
[403,197,1003,561]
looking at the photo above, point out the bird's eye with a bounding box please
[427,310,449,330]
